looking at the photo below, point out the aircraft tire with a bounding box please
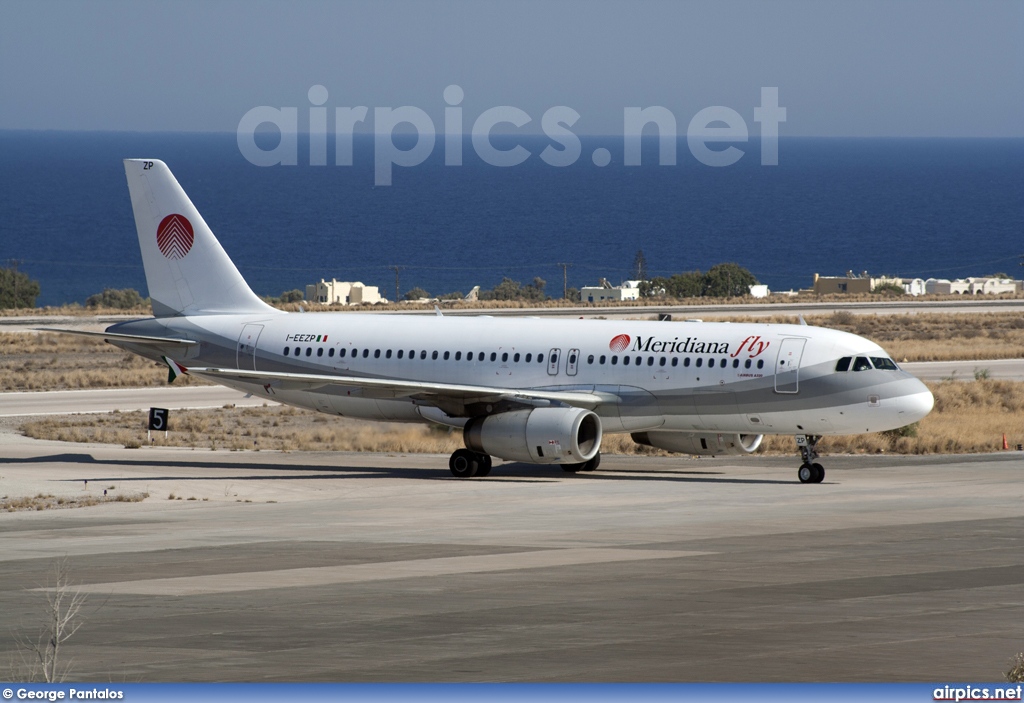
[811,463,825,483]
[561,462,584,473]
[475,454,493,477]
[579,452,601,472]
[449,449,479,478]
[798,463,814,483]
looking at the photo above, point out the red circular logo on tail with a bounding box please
[609,334,631,352]
[156,214,194,260]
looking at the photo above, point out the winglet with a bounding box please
[163,356,188,383]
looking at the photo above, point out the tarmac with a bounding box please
[1,430,1023,682]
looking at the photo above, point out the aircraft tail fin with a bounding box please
[123,159,281,318]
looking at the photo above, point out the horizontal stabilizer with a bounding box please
[36,328,197,345]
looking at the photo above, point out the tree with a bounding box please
[667,271,705,298]
[480,277,548,302]
[14,557,87,682]
[85,288,145,309]
[702,263,759,298]
[632,250,648,281]
[404,287,430,300]
[0,264,41,309]
[872,282,905,296]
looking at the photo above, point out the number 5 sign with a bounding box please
[148,407,169,432]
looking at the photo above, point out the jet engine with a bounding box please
[464,407,602,464]
[631,431,763,456]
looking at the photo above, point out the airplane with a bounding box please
[43,159,935,483]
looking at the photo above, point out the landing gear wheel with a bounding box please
[795,435,824,484]
[449,449,479,478]
[579,452,601,472]
[475,454,493,477]
[561,462,583,473]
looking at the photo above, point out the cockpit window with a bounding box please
[835,357,852,372]
[870,356,899,371]
[852,356,873,371]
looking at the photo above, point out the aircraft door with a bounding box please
[566,348,580,376]
[774,338,806,393]
[547,348,561,376]
[237,324,264,371]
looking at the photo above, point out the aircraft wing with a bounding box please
[182,365,617,410]
[37,328,198,346]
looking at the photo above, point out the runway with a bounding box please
[1,433,1022,682]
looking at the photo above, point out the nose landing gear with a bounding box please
[796,434,825,483]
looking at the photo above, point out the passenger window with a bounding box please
[317,348,323,357]
[490,352,497,362]
[835,356,852,372]
[587,354,594,364]
[443,351,450,360]
[514,352,521,362]
[623,356,630,366]
[696,358,702,368]
[684,357,690,367]
[362,349,369,358]
[329,348,335,357]
[397,349,403,359]
[732,359,738,368]
[283,347,289,356]
[671,357,678,367]
[502,352,508,362]
[647,357,654,366]
[870,357,898,370]
[708,358,715,368]
[525,353,532,362]
[305,347,312,357]
[744,359,751,369]
[374,349,380,358]
[852,356,872,371]
[611,355,618,365]
[659,357,666,367]
[757,359,764,369]
[478,352,485,361]
[385,349,391,359]
[538,353,544,363]
[600,355,606,364]
[455,351,462,361]
[432,351,438,360]
[420,350,427,360]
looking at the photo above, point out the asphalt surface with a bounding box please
[1,433,1022,682]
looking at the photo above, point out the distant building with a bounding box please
[305,279,384,305]
[926,277,1017,295]
[581,278,640,303]
[813,271,904,295]
[748,284,770,298]
[902,278,926,296]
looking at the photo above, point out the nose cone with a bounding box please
[901,380,935,423]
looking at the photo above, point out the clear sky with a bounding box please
[1,0,1021,136]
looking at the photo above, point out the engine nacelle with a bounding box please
[631,431,763,456]
[464,407,602,464]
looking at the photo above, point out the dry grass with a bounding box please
[1,491,149,513]
[18,380,1024,457]
[0,333,208,391]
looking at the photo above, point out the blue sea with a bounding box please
[1,131,1022,307]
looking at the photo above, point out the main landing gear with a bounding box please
[448,448,492,478]
[561,452,601,474]
[796,434,825,483]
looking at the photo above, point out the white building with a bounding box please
[305,279,384,305]
[901,278,926,296]
[581,278,641,303]
[748,284,770,298]
[925,277,1016,295]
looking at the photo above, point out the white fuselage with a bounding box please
[111,312,935,437]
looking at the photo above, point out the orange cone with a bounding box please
[1003,434,1009,450]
